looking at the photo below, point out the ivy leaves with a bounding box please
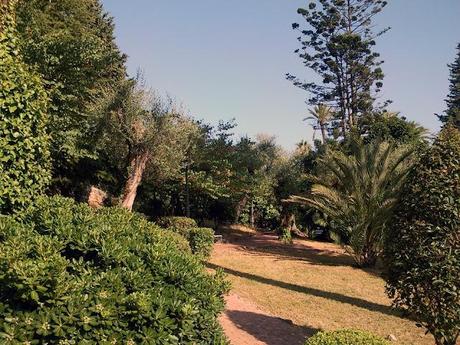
[0,1,50,214]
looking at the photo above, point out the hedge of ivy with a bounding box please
[0,0,50,214]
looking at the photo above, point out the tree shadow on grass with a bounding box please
[236,242,353,267]
[208,263,399,318]
[219,230,355,267]
[225,310,318,345]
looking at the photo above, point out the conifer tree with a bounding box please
[438,43,460,127]
[288,0,389,137]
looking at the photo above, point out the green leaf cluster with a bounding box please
[156,216,198,239]
[15,0,127,187]
[156,217,215,260]
[0,196,229,344]
[289,139,415,267]
[289,0,390,134]
[385,125,460,345]
[438,43,460,127]
[0,1,50,214]
[305,329,390,345]
[188,227,215,260]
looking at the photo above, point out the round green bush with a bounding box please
[305,329,390,345]
[0,196,229,344]
[189,227,215,260]
[156,216,197,238]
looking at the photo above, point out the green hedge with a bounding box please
[385,125,460,345]
[305,330,390,345]
[0,1,50,214]
[156,216,197,238]
[0,196,229,344]
[157,217,215,260]
[189,227,215,260]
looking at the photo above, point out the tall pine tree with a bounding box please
[439,43,460,127]
[288,0,389,137]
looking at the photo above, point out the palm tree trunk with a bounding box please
[120,151,149,211]
[320,124,327,143]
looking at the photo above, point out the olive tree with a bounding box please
[93,79,197,211]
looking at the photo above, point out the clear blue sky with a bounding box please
[101,0,460,149]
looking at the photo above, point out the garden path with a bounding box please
[220,293,312,345]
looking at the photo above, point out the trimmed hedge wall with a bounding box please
[0,196,229,344]
[157,217,215,260]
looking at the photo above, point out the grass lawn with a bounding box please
[210,225,434,345]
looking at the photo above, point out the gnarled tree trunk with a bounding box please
[120,151,149,211]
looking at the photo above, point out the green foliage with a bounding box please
[288,0,389,135]
[15,0,126,164]
[385,125,460,345]
[157,218,214,259]
[93,79,199,210]
[438,43,460,127]
[0,196,229,344]
[278,227,293,245]
[361,112,427,146]
[157,216,198,238]
[289,139,414,267]
[239,196,280,230]
[305,329,390,345]
[305,104,334,142]
[189,227,215,260]
[0,1,50,214]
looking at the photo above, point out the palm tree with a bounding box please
[304,104,333,143]
[288,139,415,267]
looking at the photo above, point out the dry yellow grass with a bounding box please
[210,226,434,345]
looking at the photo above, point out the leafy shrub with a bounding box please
[156,217,215,259]
[189,227,215,260]
[305,329,390,345]
[156,216,197,238]
[0,1,50,214]
[288,139,414,267]
[385,125,460,345]
[0,196,229,344]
